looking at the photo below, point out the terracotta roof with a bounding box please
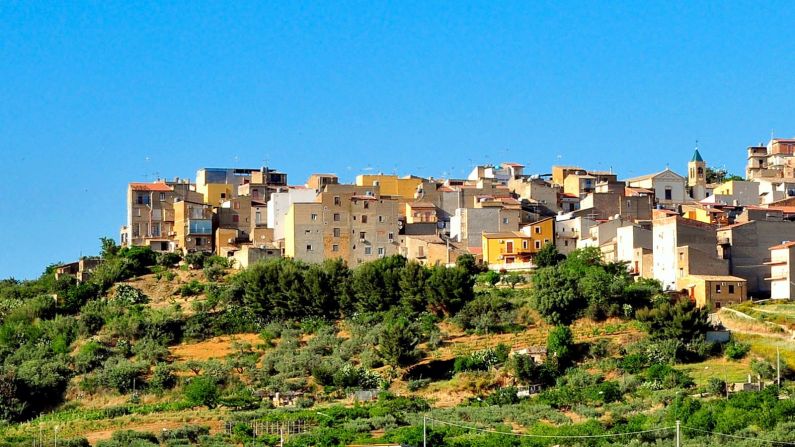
[129,182,172,192]
[769,241,795,250]
[467,247,483,255]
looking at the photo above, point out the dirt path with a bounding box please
[717,308,794,340]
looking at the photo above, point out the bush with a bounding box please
[149,363,177,391]
[203,264,226,282]
[74,341,111,373]
[178,280,204,297]
[184,376,220,409]
[156,252,182,267]
[724,340,751,360]
[98,357,147,393]
[113,285,148,305]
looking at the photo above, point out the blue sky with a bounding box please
[2,1,794,279]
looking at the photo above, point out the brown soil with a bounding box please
[170,333,262,362]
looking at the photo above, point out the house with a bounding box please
[400,234,463,266]
[197,167,281,205]
[215,196,253,254]
[508,176,561,214]
[481,218,553,270]
[708,180,760,206]
[121,180,196,252]
[616,224,653,277]
[746,139,795,180]
[577,189,653,221]
[467,162,524,185]
[355,174,425,204]
[717,219,795,297]
[563,171,618,198]
[54,258,103,283]
[267,187,318,241]
[174,199,214,254]
[676,275,747,309]
[405,202,438,224]
[652,216,728,290]
[625,168,687,207]
[555,215,596,255]
[284,183,400,267]
[232,245,281,269]
[449,202,521,248]
[753,177,795,204]
[766,241,795,300]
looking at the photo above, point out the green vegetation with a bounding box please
[1,242,794,447]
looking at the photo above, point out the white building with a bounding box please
[625,168,687,207]
[767,241,795,300]
[267,188,318,241]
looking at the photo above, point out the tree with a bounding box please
[399,261,430,315]
[535,243,565,268]
[546,325,575,371]
[378,315,420,367]
[184,376,220,409]
[751,359,776,381]
[100,237,119,259]
[455,253,480,275]
[425,266,474,316]
[530,266,584,325]
[636,298,710,343]
[503,272,525,289]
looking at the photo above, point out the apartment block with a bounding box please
[767,241,795,300]
[652,216,727,290]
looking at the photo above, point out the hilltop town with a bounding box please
[110,138,795,308]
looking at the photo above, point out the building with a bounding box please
[355,174,424,204]
[616,224,653,276]
[676,275,747,309]
[54,258,103,283]
[480,217,554,269]
[753,177,795,204]
[467,162,524,184]
[746,139,795,180]
[625,168,687,207]
[121,180,196,252]
[707,180,760,206]
[555,215,596,255]
[687,148,709,200]
[173,198,214,253]
[718,220,795,297]
[284,184,400,267]
[231,245,281,269]
[450,203,522,248]
[577,189,653,221]
[508,176,561,214]
[267,187,318,241]
[652,216,728,290]
[405,202,438,224]
[400,234,463,266]
[766,241,795,300]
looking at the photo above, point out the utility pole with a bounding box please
[675,420,680,447]
[423,415,427,447]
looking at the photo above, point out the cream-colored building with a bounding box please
[626,168,687,207]
[121,180,196,252]
[767,241,795,300]
[677,275,747,309]
[284,184,400,267]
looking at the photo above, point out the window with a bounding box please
[363,201,370,209]
[535,240,541,249]
[306,244,313,251]
[378,215,384,223]
[361,215,368,224]
[535,226,541,234]
[137,194,150,205]
[253,189,259,199]
[728,284,735,294]
[195,237,204,246]
[716,284,722,293]
[388,232,394,241]
[664,187,672,201]
[334,196,341,206]
[564,240,569,246]
[333,228,341,237]
[360,232,366,240]
[364,247,372,255]
[333,213,341,221]
[151,222,161,237]
[132,223,140,237]
[502,217,509,224]
[418,246,425,257]
[255,211,262,225]
[220,193,226,199]
[232,215,239,223]
[678,268,684,277]
[679,252,684,261]
[159,192,166,201]
[332,244,339,252]
[136,208,141,217]
[523,240,529,249]
[378,247,385,256]
[311,213,318,221]
[234,201,240,210]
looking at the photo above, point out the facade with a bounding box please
[508,177,561,213]
[173,199,214,253]
[767,241,795,300]
[450,206,522,248]
[577,190,653,221]
[400,234,462,266]
[616,224,653,276]
[355,174,424,202]
[284,184,400,267]
[555,215,595,255]
[676,275,747,309]
[267,188,318,240]
[708,180,760,206]
[652,216,727,290]
[717,220,795,297]
[122,180,195,252]
[746,139,795,179]
[405,202,438,224]
[626,168,687,206]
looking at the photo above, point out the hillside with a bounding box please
[0,244,794,447]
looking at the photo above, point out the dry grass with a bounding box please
[170,333,263,362]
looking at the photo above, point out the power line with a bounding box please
[682,426,795,445]
[424,417,674,439]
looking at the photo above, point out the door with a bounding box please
[506,241,514,253]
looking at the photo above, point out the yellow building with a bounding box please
[676,274,747,309]
[198,183,233,206]
[405,202,438,224]
[355,174,423,200]
[482,217,554,266]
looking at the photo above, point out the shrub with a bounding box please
[74,341,111,373]
[156,252,182,267]
[113,285,149,305]
[184,376,220,409]
[203,264,226,282]
[178,280,204,297]
[184,252,210,269]
[149,363,177,391]
[97,357,147,393]
[724,340,751,360]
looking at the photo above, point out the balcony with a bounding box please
[188,219,212,235]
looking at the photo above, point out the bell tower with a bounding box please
[688,146,706,188]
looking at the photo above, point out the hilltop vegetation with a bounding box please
[0,241,793,446]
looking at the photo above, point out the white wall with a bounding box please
[267,189,317,240]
